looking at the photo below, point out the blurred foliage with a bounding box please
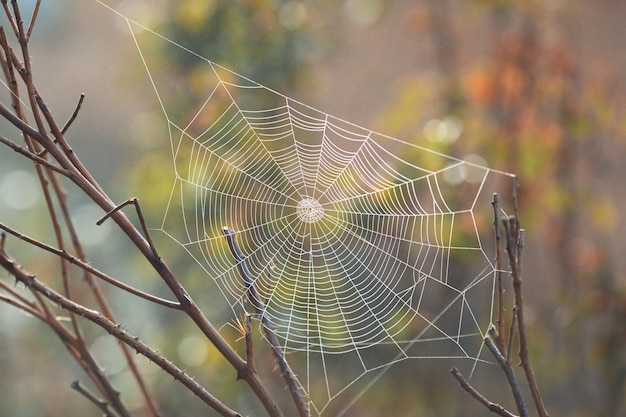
[375,1,626,416]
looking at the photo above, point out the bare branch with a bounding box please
[61,93,85,134]
[0,133,72,175]
[25,0,40,41]
[492,193,506,353]
[98,197,160,260]
[71,380,122,417]
[0,222,180,309]
[0,287,43,319]
[450,368,518,417]
[222,227,309,417]
[1,1,19,39]
[244,313,256,372]
[0,246,242,417]
[222,227,264,312]
[484,336,529,417]
[506,306,518,364]
[503,216,549,417]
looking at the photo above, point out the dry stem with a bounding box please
[0,2,286,416]
[223,227,310,417]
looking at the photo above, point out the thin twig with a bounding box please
[0,27,20,104]
[504,213,549,417]
[492,193,505,353]
[4,18,160,410]
[98,197,160,260]
[512,176,520,224]
[450,367,518,417]
[71,380,122,417]
[222,227,309,417]
[10,1,48,140]
[0,98,46,144]
[25,0,40,41]
[484,336,529,417]
[47,171,162,416]
[506,306,518,364]
[1,0,19,39]
[0,222,180,309]
[222,227,264,312]
[34,93,109,195]
[502,306,517,363]
[0,9,129,410]
[61,93,85,134]
[0,4,282,414]
[0,133,73,176]
[0,288,43,319]
[0,247,242,417]
[517,229,525,276]
[244,313,256,372]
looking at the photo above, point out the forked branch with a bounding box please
[0,242,241,417]
[0,1,286,416]
[222,227,310,417]
[451,183,549,417]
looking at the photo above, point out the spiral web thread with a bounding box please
[99,3,517,415]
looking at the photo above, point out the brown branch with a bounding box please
[2,42,100,412]
[25,0,40,41]
[244,313,256,372]
[0,99,47,144]
[0,3,284,416]
[61,93,85,134]
[0,223,180,309]
[506,306,518,364]
[71,380,122,417]
[1,237,132,417]
[450,368,518,417]
[0,246,242,417]
[492,193,506,353]
[1,1,19,39]
[503,212,549,417]
[222,227,264,311]
[47,175,162,416]
[8,249,133,417]
[0,287,43,319]
[0,133,72,175]
[222,227,309,417]
[484,336,529,417]
[9,1,47,140]
[0,103,283,416]
[2,21,158,410]
[3,15,133,410]
[34,93,108,195]
[98,197,160,260]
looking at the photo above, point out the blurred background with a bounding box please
[0,0,625,416]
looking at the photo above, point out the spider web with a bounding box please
[98,3,516,415]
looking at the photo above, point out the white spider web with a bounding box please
[98,3,516,415]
